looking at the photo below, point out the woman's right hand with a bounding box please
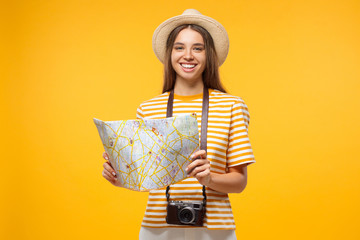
[102,152,123,187]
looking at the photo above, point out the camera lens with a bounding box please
[178,207,195,224]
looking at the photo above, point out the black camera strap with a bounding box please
[165,87,209,206]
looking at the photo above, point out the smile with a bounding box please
[180,63,197,69]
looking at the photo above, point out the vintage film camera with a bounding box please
[166,200,206,226]
[165,185,207,227]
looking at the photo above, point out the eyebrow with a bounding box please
[174,42,205,46]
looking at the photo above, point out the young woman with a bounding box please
[101,9,255,240]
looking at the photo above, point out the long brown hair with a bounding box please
[162,24,227,93]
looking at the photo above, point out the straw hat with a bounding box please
[152,9,229,66]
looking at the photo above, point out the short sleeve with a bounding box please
[136,104,144,119]
[226,98,256,167]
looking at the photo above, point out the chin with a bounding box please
[180,75,202,83]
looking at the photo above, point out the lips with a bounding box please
[180,63,197,72]
[180,63,196,69]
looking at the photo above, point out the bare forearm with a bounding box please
[207,172,247,194]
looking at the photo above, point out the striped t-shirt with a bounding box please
[136,88,256,230]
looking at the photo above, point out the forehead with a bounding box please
[174,28,204,44]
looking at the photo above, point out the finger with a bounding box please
[186,159,208,173]
[191,150,207,160]
[194,168,210,178]
[189,163,210,177]
[103,152,109,160]
[186,159,209,173]
[103,162,117,176]
[102,170,117,183]
[103,168,116,179]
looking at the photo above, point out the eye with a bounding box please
[193,47,204,52]
[174,46,184,50]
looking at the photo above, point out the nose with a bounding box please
[183,49,194,61]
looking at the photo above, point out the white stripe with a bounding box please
[208,142,227,151]
[228,160,256,167]
[229,131,249,140]
[143,217,165,221]
[141,223,170,227]
[144,211,167,216]
[227,149,253,158]
[207,137,228,145]
[227,143,252,152]
[205,224,236,229]
[205,219,234,223]
[207,127,229,134]
[207,148,226,157]
[148,195,229,200]
[210,161,226,169]
[207,132,228,138]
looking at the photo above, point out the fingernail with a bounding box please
[112,172,116,176]
[105,156,109,160]
[185,168,188,171]
[191,154,195,159]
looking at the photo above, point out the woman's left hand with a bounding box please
[186,150,212,186]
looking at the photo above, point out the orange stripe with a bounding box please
[209,158,225,166]
[146,204,231,209]
[211,152,226,159]
[229,128,248,135]
[147,198,228,202]
[149,192,226,197]
[206,216,234,220]
[207,139,227,146]
[142,220,167,224]
[228,152,254,159]
[209,125,231,130]
[208,129,229,135]
[146,204,167,207]
[211,164,224,171]
[144,214,166,218]
[146,209,165,213]
[204,227,236,230]
[166,186,202,190]
[229,122,245,129]
[141,224,208,229]
[228,137,250,144]
[207,210,233,214]
[207,136,227,143]
[228,158,255,166]
[227,146,253,155]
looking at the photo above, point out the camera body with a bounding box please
[166,200,206,226]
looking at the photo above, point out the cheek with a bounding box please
[200,56,206,68]
[170,57,178,70]
[198,53,206,64]
[171,53,179,64]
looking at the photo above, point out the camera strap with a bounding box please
[165,87,209,206]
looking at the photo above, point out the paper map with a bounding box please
[93,113,199,191]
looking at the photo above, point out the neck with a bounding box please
[174,78,204,96]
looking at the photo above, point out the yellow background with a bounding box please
[1,0,359,239]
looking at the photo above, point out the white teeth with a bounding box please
[181,64,196,69]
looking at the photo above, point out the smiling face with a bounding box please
[170,28,206,85]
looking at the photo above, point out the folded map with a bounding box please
[93,113,199,191]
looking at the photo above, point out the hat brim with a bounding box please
[152,14,229,66]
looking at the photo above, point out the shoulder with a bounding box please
[136,92,170,119]
[137,92,170,109]
[210,89,248,107]
[210,89,251,125]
